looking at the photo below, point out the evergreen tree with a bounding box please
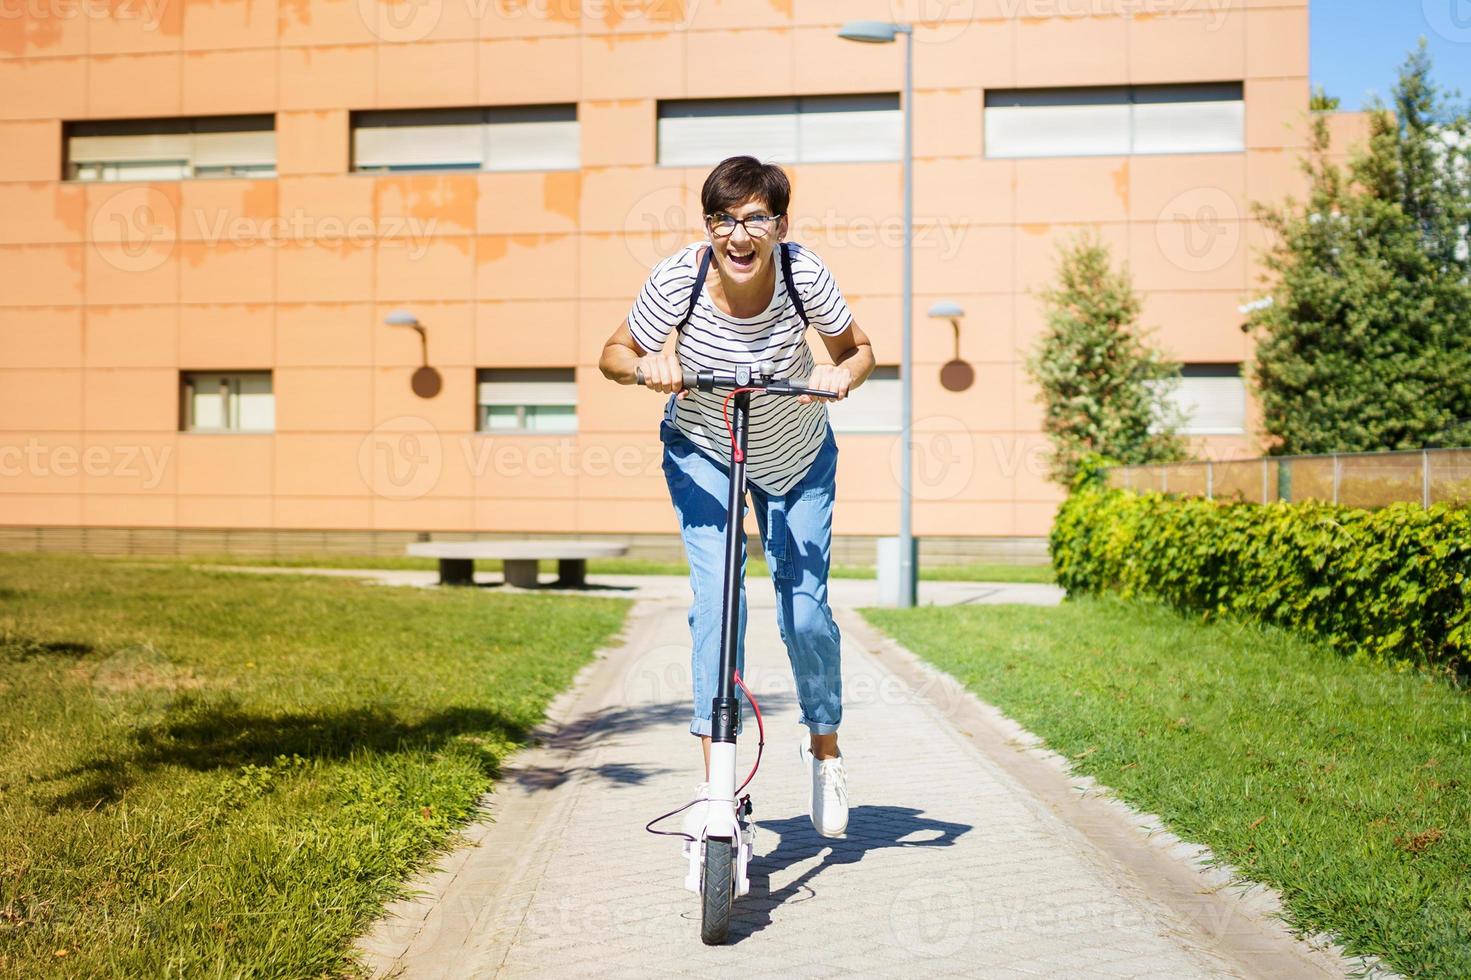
[1250,44,1471,454]
[1028,233,1186,485]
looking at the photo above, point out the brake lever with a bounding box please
[764,378,839,400]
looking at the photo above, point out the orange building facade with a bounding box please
[0,0,1326,557]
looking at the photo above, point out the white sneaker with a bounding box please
[682,781,710,840]
[799,734,849,838]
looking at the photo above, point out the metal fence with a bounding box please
[1107,448,1471,508]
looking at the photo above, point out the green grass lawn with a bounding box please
[0,553,628,977]
[108,552,1055,584]
[863,597,1470,977]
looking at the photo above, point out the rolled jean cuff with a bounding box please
[802,718,840,736]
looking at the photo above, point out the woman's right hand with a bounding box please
[635,353,688,399]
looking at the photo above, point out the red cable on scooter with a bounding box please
[733,670,763,795]
[721,387,762,463]
[643,672,764,841]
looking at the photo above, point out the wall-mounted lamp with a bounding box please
[385,309,443,399]
[927,301,973,392]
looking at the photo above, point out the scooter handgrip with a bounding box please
[634,365,700,391]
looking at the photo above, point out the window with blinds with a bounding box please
[66,115,277,181]
[180,372,274,432]
[352,106,579,173]
[1169,363,1246,435]
[476,368,578,434]
[828,366,900,433]
[657,94,901,166]
[984,83,1244,158]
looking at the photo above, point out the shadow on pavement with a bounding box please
[505,693,800,793]
[729,806,973,943]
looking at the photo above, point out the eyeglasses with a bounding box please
[705,212,783,239]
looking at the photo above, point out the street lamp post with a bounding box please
[839,20,915,607]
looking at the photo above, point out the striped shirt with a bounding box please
[627,241,853,496]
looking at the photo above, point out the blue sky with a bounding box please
[1312,0,1471,109]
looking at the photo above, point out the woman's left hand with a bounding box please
[798,365,852,403]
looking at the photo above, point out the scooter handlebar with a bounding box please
[634,364,837,400]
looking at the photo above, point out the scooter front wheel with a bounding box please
[700,836,734,945]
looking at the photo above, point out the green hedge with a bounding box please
[1051,487,1471,676]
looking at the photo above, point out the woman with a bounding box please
[599,156,876,838]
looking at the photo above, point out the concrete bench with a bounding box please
[406,540,629,587]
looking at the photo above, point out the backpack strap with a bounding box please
[676,246,712,334]
[676,242,809,332]
[780,241,809,327]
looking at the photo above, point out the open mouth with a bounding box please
[725,246,757,273]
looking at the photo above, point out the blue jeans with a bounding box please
[660,415,843,738]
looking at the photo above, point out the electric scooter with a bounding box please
[637,361,839,945]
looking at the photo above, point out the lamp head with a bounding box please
[838,20,908,43]
[928,301,965,319]
[385,309,420,328]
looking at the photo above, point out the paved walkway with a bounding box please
[351,570,1359,979]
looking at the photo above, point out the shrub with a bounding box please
[1026,234,1185,485]
[1051,488,1471,676]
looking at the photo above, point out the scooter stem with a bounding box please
[710,389,750,747]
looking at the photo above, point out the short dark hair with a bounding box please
[700,156,791,217]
